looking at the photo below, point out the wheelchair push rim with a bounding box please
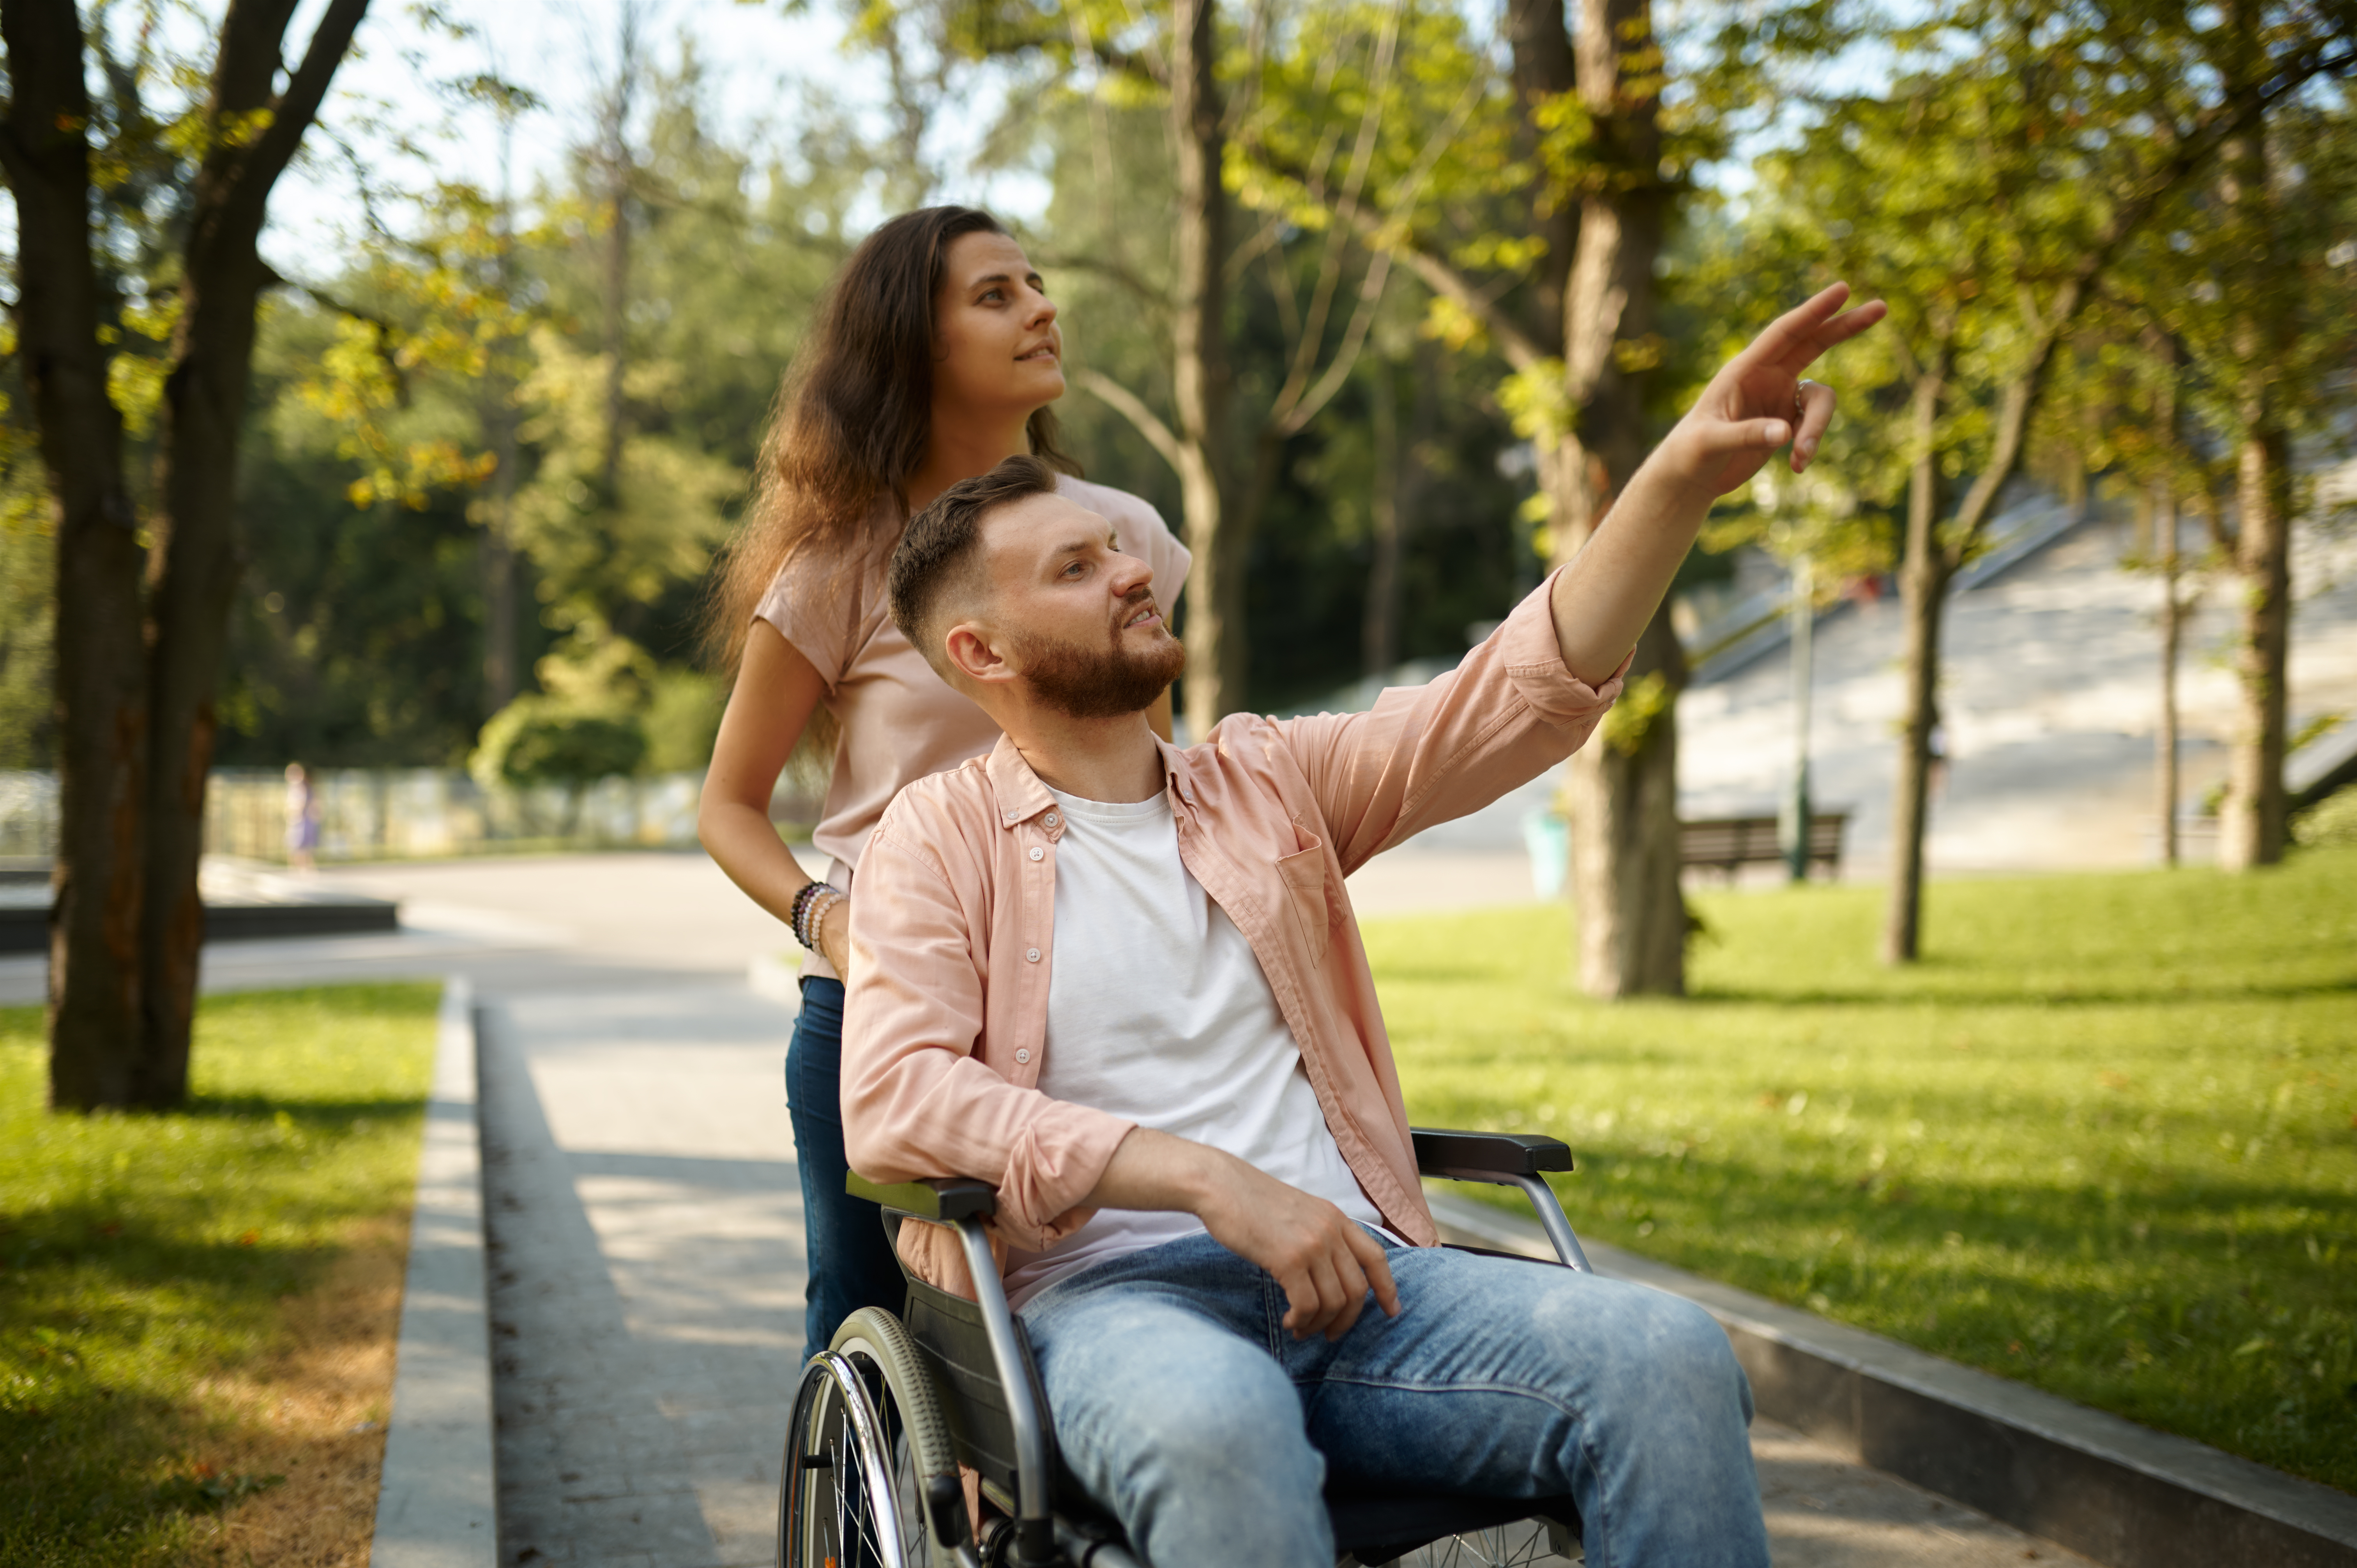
[781,1309,968,1568]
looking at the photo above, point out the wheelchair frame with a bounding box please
[779,1128,1595,1568]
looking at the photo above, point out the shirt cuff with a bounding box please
[1498,566,1634,726]
[996,1102,1138,1250]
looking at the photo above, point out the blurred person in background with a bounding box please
[284,762,320,874]
[697,207,1190,1365]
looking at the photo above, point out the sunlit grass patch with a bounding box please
[1370,847,2357,1493]
[0,983,438,1567]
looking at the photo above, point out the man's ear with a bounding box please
[943,619,1016,689]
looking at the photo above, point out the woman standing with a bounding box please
[699,207,1189,1362]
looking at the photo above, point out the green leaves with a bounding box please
[472,699,648,792]
[505,328,737,641]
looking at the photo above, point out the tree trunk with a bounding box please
[2156,480,2181,867]
[1881,353,1953,964]
[1171,0,1235,738]
[486,116,522,713]
[2214,67,2291,873]
[1567,609,1686,995]
[2218,425,2291,869]
[1363,363,1402,679]
[14,0,371,1109]
[601,171,629,505]
[598,2,640,507]
[6,0,151,1110]
[136,0,372,1100]
[1555,0,1679,998]
[2148,326,2182,869]
[1556,0,1663,533]
[138,267,270,1103]
[486,423,521,712]
[1504,0,1578,336]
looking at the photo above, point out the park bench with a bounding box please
[1680,811,1849,881]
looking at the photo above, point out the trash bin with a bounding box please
[1522,809,1569,901]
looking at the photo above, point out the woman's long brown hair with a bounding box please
[701,206,1081,676]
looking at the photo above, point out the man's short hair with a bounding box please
[889,452,1060,675]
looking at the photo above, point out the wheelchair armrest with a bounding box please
[846,1171,1000,1222]
[1412,1127,1574,1182]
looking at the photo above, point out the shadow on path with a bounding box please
[480,1001,754,1568]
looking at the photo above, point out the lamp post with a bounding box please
[1780,553,1816,882]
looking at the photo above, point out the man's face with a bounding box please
[973,492,1186,719]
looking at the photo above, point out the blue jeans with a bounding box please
[785,977,908,1364]
[1020,1231,1769,1568]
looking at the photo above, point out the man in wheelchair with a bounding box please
[836,287,1882,1567]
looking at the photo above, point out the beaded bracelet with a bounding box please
[788,881,822,945]
[791,884,822,950]
[792,883,846,953]
[802,890,837,950]
[806,890,846,953]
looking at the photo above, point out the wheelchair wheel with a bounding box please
[780,1307,966,1568]
[1400,1518,1578,1566]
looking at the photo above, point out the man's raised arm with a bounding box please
[1276,284,1883,869]
[1548,283,1886,682]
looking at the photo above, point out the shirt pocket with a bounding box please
[1274,833,1334,969]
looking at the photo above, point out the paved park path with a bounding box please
[0,850,2096,1566]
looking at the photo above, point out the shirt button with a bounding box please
[1028,846,1044,861]
[1025,947,1041,962]
[1044,811,1059,827]
[1015,1047,1032,1065]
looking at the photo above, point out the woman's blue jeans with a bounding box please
[1020,1230,1770,1568]
[784,977,907,1364]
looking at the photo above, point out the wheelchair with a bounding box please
[778,1128,1595,1568]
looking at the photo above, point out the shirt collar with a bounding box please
[1153,732,1200,810]
[984,727,1199,828]
[985,733,1057,827]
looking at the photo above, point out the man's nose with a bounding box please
[1110,552,1152,599]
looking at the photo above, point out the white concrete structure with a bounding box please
[1396,511,2357,883]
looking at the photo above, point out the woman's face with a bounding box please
[932,230,1063,426]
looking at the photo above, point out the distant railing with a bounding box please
[0,768,819,865]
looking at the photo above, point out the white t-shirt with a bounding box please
[754,475,1191,980]
[1000,785,1387,1310]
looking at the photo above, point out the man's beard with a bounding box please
[1014,614,1187,720]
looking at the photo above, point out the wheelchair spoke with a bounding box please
[784,1356,918,1568]
[1410,1521,1578,1568]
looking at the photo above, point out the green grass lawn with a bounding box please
[1368,847,2357,1494]
[0,984,438,1567]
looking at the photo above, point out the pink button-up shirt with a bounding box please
[841,569,1626,1296]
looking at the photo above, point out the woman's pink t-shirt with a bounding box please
[754,475,1191,977]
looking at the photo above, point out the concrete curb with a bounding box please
[1426,1186,2357,1568]
[371,976,498,1568]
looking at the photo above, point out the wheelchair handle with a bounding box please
[1410,1130,1593,1273]
[847,1171,999,1222]
[1410,1128,1574,1179]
